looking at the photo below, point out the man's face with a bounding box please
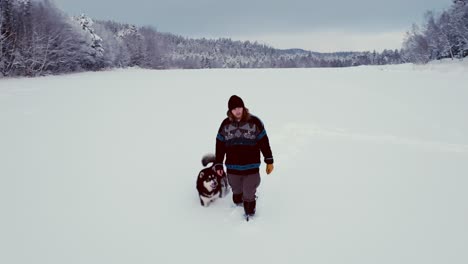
[231,107,244,120]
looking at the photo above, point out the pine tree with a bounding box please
[72,14,105,70]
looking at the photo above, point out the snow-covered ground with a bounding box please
[1,60,468,264]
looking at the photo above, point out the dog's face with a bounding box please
[196,162,229,206]
[199,171,218,193]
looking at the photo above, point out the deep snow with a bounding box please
[1,60,468,264]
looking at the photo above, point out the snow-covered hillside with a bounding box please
[1,61,467,264]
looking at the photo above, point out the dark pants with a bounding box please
[227,172,261,202]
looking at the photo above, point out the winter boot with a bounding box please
[243,200,256,216]
[233,193,243,206]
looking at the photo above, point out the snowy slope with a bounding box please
[1,61,468,264]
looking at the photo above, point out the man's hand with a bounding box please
[266,164,274,175]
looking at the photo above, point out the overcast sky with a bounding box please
[51,0,452,52]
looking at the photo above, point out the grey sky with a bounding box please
[51,0,452,52]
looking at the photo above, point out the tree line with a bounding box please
[402,0,468,63]
[1,0,406,77]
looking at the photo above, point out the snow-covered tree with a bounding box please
[28,0,89,75]
[9,0,34,76]
[403,24,431,63]
[403,0,468,63]
[449,0,468,57]
[72,14,105,70]
[1,0,15,76]
[117,24,144,67]
[139,26,165,69]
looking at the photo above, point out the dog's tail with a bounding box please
[202,153,216,167]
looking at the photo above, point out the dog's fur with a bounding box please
[196,154,230,206]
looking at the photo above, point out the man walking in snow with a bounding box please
[215,95,274,217]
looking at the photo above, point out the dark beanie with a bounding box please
[228,95,245,110]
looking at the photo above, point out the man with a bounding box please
[215,95,274,217]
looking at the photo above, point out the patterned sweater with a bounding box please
[215,115,274,175]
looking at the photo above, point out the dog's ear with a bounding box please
[199,172,204,179]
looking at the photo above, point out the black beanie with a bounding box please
[228,95,245,111]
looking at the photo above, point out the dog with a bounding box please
[196,154,230,206]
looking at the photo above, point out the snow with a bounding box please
[1,61,468,264]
